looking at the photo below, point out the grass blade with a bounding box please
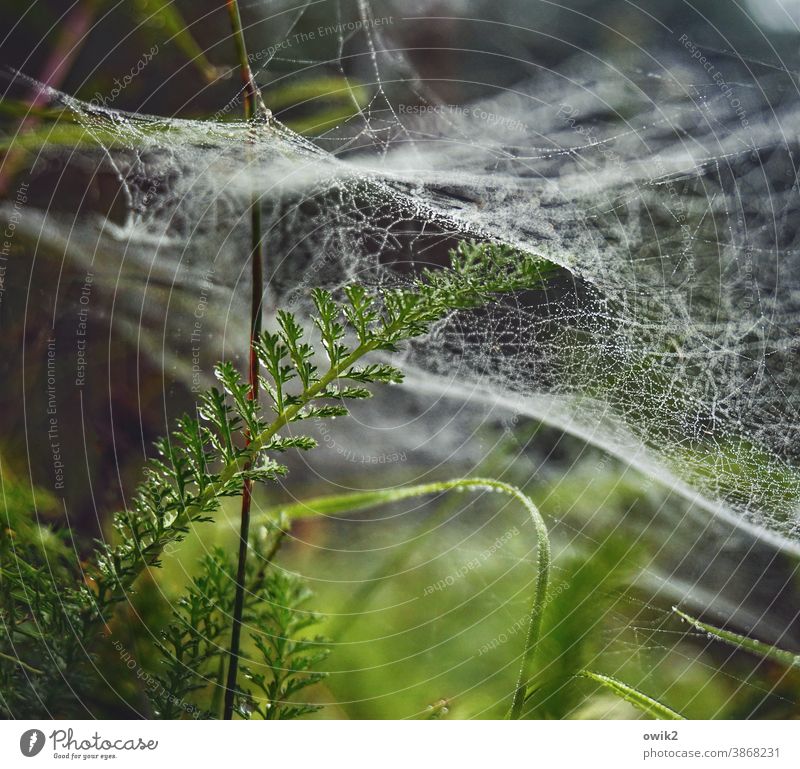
[674,608,799,669]
[578,670,685,720]
[252,477,550,720]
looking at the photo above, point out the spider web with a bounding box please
[3,0,800,711]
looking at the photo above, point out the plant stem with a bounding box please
[251,478,551,719]
[224,0,268,121]
[0,650,44,675]
[222,0,268,721]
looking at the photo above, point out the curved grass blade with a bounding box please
[674,608,799,669]
[253,477,550,720]
[578,670,685,720]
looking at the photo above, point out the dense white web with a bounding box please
[3,0,800,713]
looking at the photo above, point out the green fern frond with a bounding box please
[148,548,235,719]
[87,241,550,619]
[240,569,329,720]
[1,241,552,718]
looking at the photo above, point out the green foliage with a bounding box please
[253,479,683,720]
[518,538,643,719]
[0,241,552,718]
[148,548,235,719]
[87,241,546,621]
[0,458,91,717]
[240,568,329,720]
[149,529,328,719]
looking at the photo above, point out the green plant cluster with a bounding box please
[0,241,552,718]
[150,526,327,720]
[4,238,795,719]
